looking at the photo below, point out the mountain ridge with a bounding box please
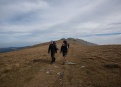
[0,38,96,53]
[0,38,121,87]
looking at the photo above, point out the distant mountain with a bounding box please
[31,38,97,48]
[0,38,96,53]
[67,38,97,46]
[0,47,29,53]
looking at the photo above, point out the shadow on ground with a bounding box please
[32,58,50,64]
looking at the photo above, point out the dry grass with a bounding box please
[0,40,121,87]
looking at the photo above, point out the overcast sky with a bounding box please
[0,0,121,47]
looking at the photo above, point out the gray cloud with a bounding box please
[0,0,121,47]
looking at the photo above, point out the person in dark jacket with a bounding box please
[48,41,57,64]
[60,42,68,65]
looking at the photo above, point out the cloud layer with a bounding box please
[0,0,121,47]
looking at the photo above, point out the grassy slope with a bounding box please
[0,41,121,87]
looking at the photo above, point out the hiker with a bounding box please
[60,42,68,65]
[63,40,69,49]
[48,41,57,64]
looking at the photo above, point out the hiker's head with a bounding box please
[51,40,53,44]
[62,42,65,46]
[53,41,56,44]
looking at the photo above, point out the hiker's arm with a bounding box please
[54,45,57,53]
[68,44,69,48]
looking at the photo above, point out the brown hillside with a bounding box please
[0,40,121,87]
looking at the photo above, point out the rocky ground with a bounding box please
[0,40,121,87]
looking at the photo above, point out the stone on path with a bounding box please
[65,61,76,65]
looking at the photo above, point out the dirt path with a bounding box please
[24,44,82,87]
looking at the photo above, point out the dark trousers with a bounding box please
[62,52,67,57]
[51,52,55,63]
